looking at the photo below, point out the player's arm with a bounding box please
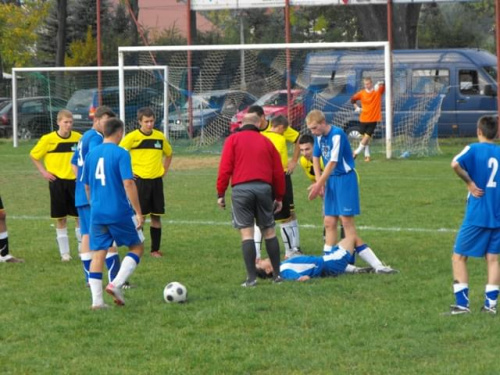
[216,139,235,208]
[287,140,300,174]
[308,160,336,200]
[123,179,144,228]
[350,92,361,112]
[163,154,173,177]
[451,160,483,198]
[30,155,56,181]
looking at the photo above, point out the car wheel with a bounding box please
[18,127,33,140]
[346,124,362,151]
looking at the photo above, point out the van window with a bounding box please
[484,66,497,81]
[412,69,449,94]
[459,70,488,96]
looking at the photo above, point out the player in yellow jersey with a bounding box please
[120,107,173,258]
[258,114,302,259]
[30,109,82,261]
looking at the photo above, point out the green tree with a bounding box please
[65,26,97,66]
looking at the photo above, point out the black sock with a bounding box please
[241,239,257,282]
[265,237,281,278]
[150,227,161,252]
[0,236,8,256]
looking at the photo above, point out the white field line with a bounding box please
[9,215,457,234]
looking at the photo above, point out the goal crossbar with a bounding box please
[118,42,393,158]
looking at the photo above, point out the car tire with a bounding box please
[345,124,363,151]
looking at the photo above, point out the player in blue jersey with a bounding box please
[255,238,376,281]
[305,110,397,274]
[71,106,122,286]
[447,116,500,315]
[83,118,145,309]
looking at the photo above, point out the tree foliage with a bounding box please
[0,1,48,70]
[65,26,97,66]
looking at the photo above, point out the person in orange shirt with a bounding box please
[350,77,385,162]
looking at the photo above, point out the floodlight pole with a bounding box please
[496,0,500,121]
[97,0,102,106]
[386,0,393,159]
[187,0,194,138]
[285,0,292,126]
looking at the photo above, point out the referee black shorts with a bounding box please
[360,122,378,137]
[135,177,165,216]
[274,173,294,222]
[49,178,78,219]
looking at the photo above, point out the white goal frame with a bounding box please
[118,42,393,158]
[11,65,169,147]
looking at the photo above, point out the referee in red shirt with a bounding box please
[217,113,286,287]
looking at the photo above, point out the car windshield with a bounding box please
[255,92,289,107]
[0,102,12,114]
[484,66,497,81]
[67,90,93,108]
[0,101,11,111]
[182,96,211,110]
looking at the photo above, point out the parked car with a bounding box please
[166,90,257,137]
[0,96,67,139]
[229,89,305,133]
[66,86,162,132]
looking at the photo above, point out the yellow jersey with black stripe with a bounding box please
[262,130,288,172]
[119,129,173,179]
[265,121,300,144]
[299,155,325,182]
[30,131,82,180]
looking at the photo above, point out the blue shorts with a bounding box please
[77,205,91,236]
[322,248,350,276]
[90,216,145,251]
[324,172,360,217]
[454,224,500,258]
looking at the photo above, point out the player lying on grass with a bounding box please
[255,238,397,281]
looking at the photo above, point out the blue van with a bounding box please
[303,49,497,137]
[66,86,162,132]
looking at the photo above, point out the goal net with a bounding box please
[11,66,167,146]
[119,42,444,158]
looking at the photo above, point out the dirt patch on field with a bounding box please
[170,156,220,170]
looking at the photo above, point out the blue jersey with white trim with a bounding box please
[83,143,134,224]
[313,126,355,176]
[72,129,103,207]
[280,248,349,280]
[454,142,500,228]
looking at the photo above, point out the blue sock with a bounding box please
[106,253,121,283]
[81,253,92,284]
[453,283,469,308]
[485,285,499,309]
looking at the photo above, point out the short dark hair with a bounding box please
[256,267,273,279]
[95,106,115,119]
[478,116,498,140]
[103,118,124,137]
[137,107,156,121]
[247,105,264,117]
[272,115,288,128]
[299,134,314,145]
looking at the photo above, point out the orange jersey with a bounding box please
[351,85,385,123]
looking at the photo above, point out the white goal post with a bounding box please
[11,65,169,147]
[118,42,394,158]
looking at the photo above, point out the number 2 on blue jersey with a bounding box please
[487,157,498,188]
[95,157,106,186]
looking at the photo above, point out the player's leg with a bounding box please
[254,224,262,260]
[354,237,398,274]
[279,175,301,257]
[77,206,92,284]
[0,198,23,263]
[51,179,74,261]
[483,229,500,314]
[55,217,71,261]
[89,249,108,309]
[353,123,368,158]
[105,243,121,284]
[262,226,282,282]
[105,216,145,305]
[323,215,338,253]
[150,178,165,258]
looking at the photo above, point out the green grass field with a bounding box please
[0,138,497,374]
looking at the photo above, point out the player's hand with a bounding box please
[274,200,283,213]
[354,106,362,114]
[307,183,323,201]
[217,197,226,209]
[135,214,145,230]
[467,182,484,198]
[298,275,310,282]
[286,160,297,174]
[42,170,56,181]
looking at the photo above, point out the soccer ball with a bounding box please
[163,282,187,303]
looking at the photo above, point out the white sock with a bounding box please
[254,224,262,259]
[344,264,357,273]
[365,145,371,157]
[75,227,82,253]
[112,254,139,288]
[287,219,300,249]
[357,246,383,269]
[323,244,333,255]
[56,228,70,257]
[89,277,104,306]
[355,144,365,155]
[280,223,293,255]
